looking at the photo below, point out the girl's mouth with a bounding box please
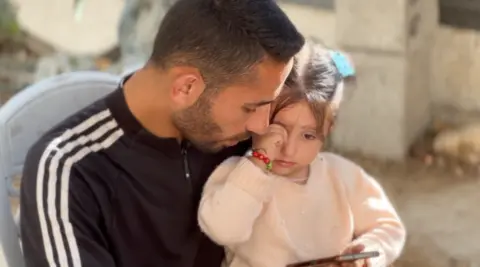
[274,160,296,168]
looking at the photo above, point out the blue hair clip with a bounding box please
[329,50,355,78]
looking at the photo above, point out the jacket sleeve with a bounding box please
[20,142,116,267]
[341,164,406,267]
[198,156,275,246]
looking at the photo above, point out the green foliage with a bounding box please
[0,0,20,39]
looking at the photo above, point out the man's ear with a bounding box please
[170,67,206,109]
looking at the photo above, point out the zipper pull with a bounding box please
[181,141,192,186]
[181,147,191,180]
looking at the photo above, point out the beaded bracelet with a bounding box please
[250,149,273,171]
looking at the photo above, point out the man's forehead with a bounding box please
[257,58,294,83]
[249,58,294,95]
[283,59,295,80]
[217,58,294,105]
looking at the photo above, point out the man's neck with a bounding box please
[123,68,181,140]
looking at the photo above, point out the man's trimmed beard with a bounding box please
[172,89,224,153]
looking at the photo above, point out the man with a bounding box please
[20,0,305,266]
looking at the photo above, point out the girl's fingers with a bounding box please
[268,124,288,141]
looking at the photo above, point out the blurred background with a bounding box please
[1,0,479,266]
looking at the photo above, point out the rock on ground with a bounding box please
[433,123,480,165]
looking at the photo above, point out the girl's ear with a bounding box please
[328,121,335,134]
[323,120,334,138]
[321,105,336,137]
[321,119,336,151]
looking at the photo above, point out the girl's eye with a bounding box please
[303,133,317,140]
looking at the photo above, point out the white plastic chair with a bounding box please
[0,71,120,267]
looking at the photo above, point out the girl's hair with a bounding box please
[271,41,351,138]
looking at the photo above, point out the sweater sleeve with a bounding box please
[198,156,275,246]
[335,157,406,267]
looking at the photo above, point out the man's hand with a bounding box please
[325,244,368,267]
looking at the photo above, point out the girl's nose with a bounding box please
[281,137,296,157]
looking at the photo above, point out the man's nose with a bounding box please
[245,106,270,135]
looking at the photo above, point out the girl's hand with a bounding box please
[251,124,287,163]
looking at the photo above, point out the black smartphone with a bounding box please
[286,251,380,267]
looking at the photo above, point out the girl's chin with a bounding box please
[271,165,308,178]
[271,167,290,176]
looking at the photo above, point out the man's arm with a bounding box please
[20,142,115,267]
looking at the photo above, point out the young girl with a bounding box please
[198,43,406,267]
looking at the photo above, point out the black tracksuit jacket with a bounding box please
[20,79,250,267]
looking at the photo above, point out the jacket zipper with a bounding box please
[181,142,192,191]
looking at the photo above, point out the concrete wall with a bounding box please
[282,0,480,111]
[281,2,480,159]
[432,26,480,112]
[280,3,337,47]
[282,1,435,160]
[282,2,480,115]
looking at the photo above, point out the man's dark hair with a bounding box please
[149,0,305,87]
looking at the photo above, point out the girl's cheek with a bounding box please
[301,142,322,161]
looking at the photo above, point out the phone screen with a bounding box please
[286,251,380,267]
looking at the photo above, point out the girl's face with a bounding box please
[269,101,324,178]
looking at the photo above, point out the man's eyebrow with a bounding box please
[244,100,274,107]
